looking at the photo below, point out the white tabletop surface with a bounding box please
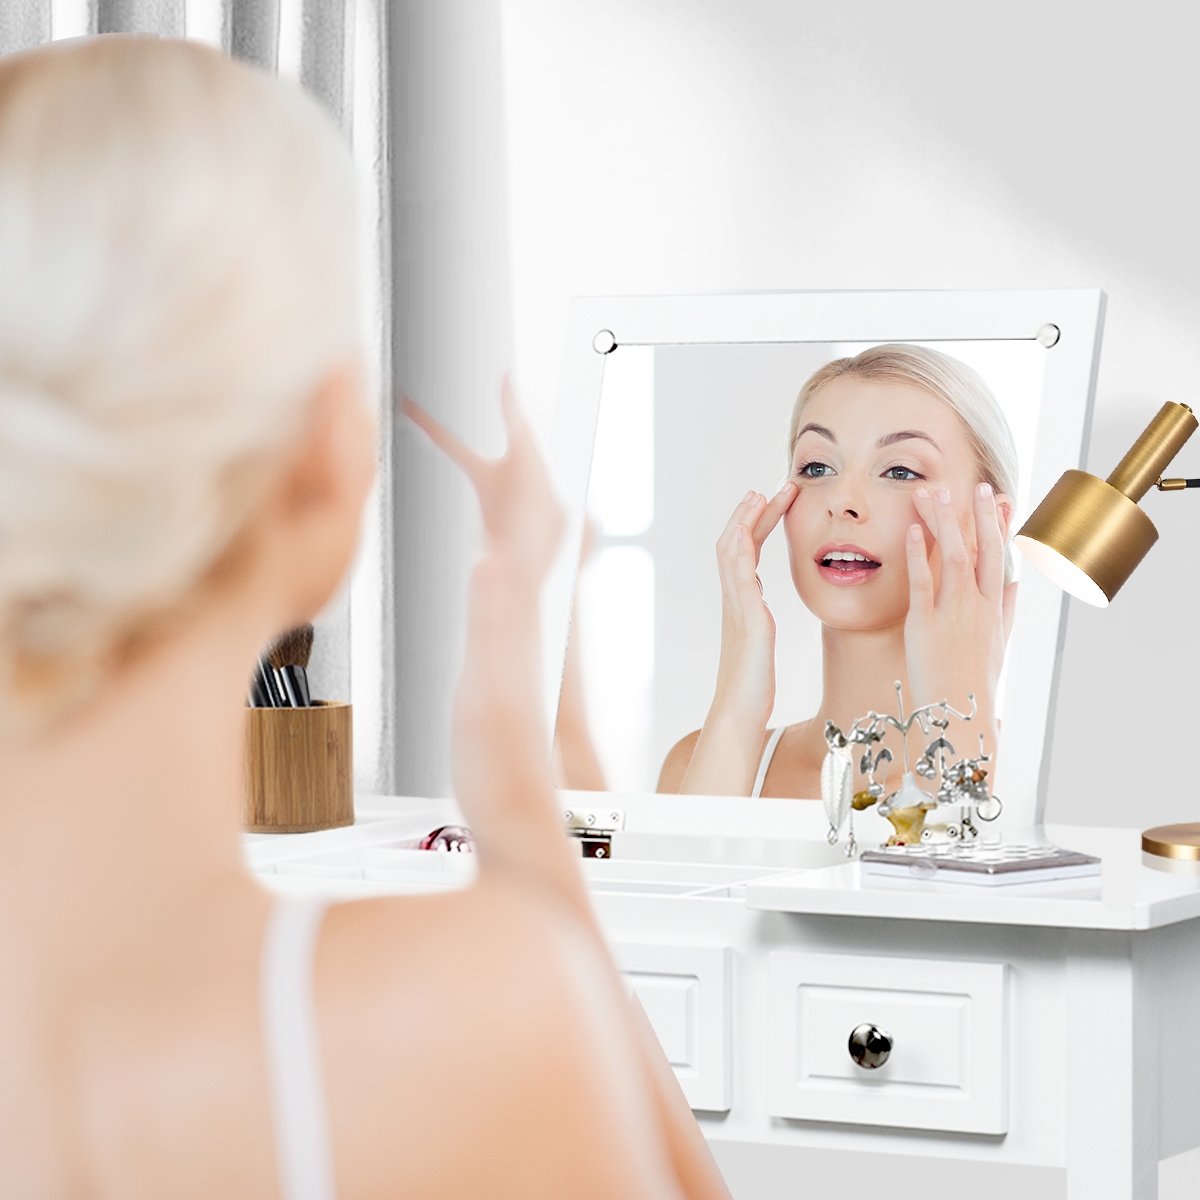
[743,824,1200,930]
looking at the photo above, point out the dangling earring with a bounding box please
[821,721,853,846]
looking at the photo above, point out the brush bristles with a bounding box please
[264,623,314,669]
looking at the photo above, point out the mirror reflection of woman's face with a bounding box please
[783,375,985,631]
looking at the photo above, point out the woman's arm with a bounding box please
[404,386,730,1200]
[552,609,608,792]
[553,521,608,791]
[451,554,599,911]
[454,556,728,1200]
[669,485,796,796]
[677,710,770,796]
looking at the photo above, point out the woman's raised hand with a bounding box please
[402,378,564,583]
[904,482,1018,725]
[708,482,798,730]
[401,378,569,880]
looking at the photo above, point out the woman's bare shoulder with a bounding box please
[656,728,703,793]
[319,883,676,1199]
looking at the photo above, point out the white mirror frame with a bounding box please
[542,289,1105,831]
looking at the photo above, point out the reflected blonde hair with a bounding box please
[786,343,1019,584]
[0,36,362,737]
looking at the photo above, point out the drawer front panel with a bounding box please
[767,951,1007,1134]
[799,985,968,1086]
[615,943,733,1113]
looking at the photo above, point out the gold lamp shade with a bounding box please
[1013,470,1157,607]
[1013,401,1197,860]
[1014,402,1197,606]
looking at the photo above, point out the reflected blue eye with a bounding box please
[884,466,924,482]
[794,461,831,479]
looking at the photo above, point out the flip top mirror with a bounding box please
[542,290,1104,843]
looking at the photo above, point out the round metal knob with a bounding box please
[848,1023,893,1069]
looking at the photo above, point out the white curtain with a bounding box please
[0,0,396,794]
[0,2,519,801]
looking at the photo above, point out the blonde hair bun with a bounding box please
[0,36,363,736]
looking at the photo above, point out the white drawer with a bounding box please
[767,950,1008,1134]
[615,943,733,1113]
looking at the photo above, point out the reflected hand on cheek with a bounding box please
[910,482,1001,581]
[904,480,1012,719]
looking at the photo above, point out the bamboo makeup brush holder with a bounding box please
[243,701,354,833]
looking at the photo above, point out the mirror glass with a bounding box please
[556,338,1047,798]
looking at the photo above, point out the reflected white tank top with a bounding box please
[750,725,788,798]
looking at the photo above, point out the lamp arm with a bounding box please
[1106,403,1197,502]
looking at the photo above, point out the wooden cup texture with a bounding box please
[243,700,353,833]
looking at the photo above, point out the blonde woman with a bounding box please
[658,344,1019,800]
[0,36,727,1199]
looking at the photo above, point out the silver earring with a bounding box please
[975,795,1002,822]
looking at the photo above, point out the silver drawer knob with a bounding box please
[848,1023,893,1069]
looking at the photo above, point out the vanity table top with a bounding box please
[744,824,1200,931]
[243,796,1200,932]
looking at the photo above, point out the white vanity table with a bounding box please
[278,286,1193,1195]
[244,794,1200,1200]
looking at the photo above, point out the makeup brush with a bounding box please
[265,623,314,707]
[256,653,285,707]
[248,669,272,708]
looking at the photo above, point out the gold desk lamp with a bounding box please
[1013,400,1199,860]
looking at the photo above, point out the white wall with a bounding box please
[500,0,1200,829]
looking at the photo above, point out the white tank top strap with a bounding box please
[751,725,788,798]
[260,892,337,1200]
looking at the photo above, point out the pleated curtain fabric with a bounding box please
[0,0,394,792]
